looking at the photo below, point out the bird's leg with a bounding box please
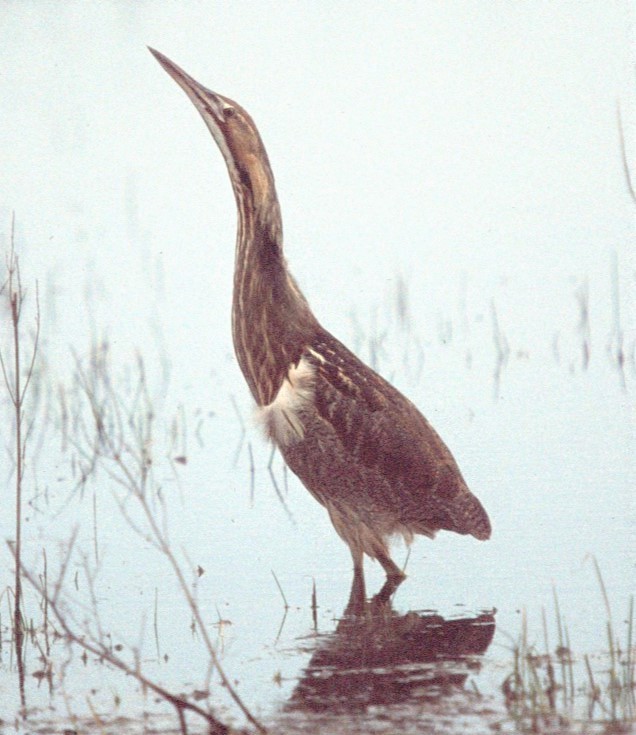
[376,550,407,586]
[373,576,402,606]
[345,550,366,616]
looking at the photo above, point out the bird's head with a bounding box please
[150,48,278,220]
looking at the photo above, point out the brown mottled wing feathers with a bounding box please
[305,330,491,540]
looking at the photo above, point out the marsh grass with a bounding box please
[503,561,635,733]
[4,335,265,734]
[2,223,632,734]
[0,220,40,713]
[0,235,265,732]
[349,269,634,407]
[61,344,264,733]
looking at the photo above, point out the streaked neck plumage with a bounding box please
[228,130,318,406]
[148,48,317,405]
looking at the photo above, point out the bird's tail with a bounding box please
[461,492,491,540]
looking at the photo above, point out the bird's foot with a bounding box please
[373,571,405,605]
[377,551,407,585]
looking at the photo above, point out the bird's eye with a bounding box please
[224,107,236,119]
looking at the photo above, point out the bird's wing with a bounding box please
[304,330,491,539]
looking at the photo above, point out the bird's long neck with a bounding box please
[147,50,319,405]
[230,159,318,406]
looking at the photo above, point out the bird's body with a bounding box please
[151,49,491,595]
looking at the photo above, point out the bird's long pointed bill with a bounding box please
[148,47,224,120]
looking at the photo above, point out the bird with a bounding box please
[150,48,491,601]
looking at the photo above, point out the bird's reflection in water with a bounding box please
[286,586,495,717]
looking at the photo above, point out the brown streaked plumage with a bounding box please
[150,48,491,600]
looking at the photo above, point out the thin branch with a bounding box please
[19,281,40,403]
[8,543,233,735]
[69,351,266,733]
[0,348,16,404]
[52,526,80,606]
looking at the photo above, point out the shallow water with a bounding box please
[0,304,633,733]
[1,4,635,733]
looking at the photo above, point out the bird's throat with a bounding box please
[231,202,317,406]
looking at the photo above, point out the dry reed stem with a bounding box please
[65,349,266,733]
[0,218,41,713]
[8,542,236,735]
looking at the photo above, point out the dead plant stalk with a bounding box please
[0,224,40,709]
[70,354,265,733]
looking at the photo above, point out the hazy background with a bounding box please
[0,2,635,728]
[1,2,634,387]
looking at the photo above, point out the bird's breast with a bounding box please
[256,356,315,447]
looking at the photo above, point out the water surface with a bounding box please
[0,4,634,733]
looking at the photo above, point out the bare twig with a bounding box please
[271,570,289,610]
[0,218,41,712]
[66,350,266,733]
[8,543,234,735]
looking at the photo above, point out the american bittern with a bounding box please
[150,49,491,599]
